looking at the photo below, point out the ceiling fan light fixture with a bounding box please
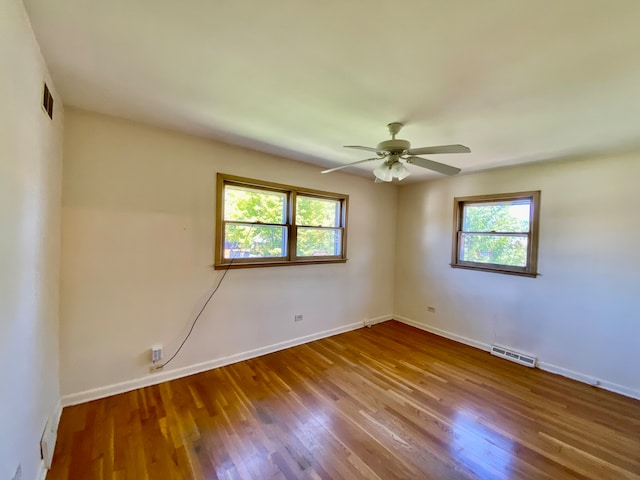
[333,122,469,180]
[391,162,410,180]
[373,163,393,182]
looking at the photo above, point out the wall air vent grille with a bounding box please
[490,345,536,368]
[42,82,53,119]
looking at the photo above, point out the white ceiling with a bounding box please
[24,0,640,182]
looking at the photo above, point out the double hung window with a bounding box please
[451,191,540,276]
[215,174,348,268]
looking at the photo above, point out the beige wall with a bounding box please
[394,152,640,397]
[60,109,640,403]
[60,109,397,400]
[0,1,64,478]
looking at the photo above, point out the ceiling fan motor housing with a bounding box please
[323,121,466,177]
[376,138,410,153]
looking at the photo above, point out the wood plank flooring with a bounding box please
[47,321,640,479]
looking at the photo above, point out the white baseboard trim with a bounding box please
[394,315,491,352]
[538,361,640,400]
[53,398,63,431]
[36,463,46,480]
[62,317,392,407]
[395,315,640,401]
[365,314,393,327]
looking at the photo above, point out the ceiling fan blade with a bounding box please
[407,144,471,155]
[344,145,382,153]
[405,156,461,176]
[321,157,380,174]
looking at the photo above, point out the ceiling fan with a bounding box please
[322,122,470,182]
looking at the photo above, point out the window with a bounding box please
[215,174,348,268]
[451,191,540,277]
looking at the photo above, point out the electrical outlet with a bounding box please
[427,306,436,313]
[151,346,163,363]
[294,314,303,322]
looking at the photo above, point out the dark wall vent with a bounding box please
[42,83,54,119]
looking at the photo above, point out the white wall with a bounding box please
[60,109,397,400]
[395,152,640,398]
[0,1,63,478]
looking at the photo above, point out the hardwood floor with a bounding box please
[48,321,640,479]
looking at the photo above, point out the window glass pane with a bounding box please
[296,196,340,227]
[297,228,341,257]
[224,224,287,259]
[463,201,530,233]
[460,233,528,267]
[224,185,286,224]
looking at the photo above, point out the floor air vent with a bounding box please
[490,345,536,368]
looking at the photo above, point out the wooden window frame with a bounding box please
[451,191,540,277]
[215,174,348,269]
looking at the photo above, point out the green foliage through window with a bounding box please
[224,186,286,224]
[224,224,287,258]
[460,203,530,266]
[295,196,341,257]
[216,175,348,268]
[296,197,339,227]
[297,228,341,257]
[461,234,528,267]
[452,192,540,276]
